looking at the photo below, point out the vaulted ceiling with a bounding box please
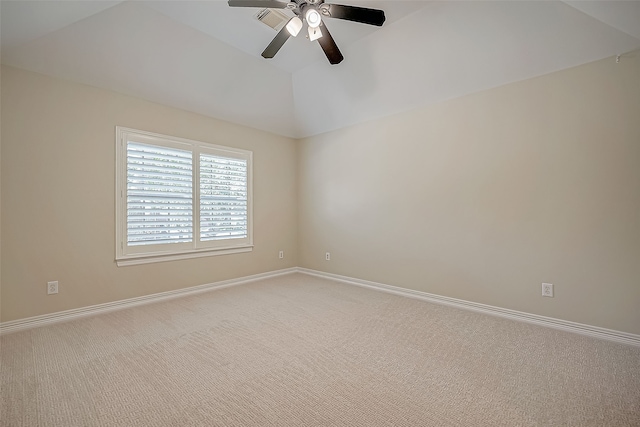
[2,1,639,138]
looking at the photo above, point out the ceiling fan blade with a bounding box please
[322,4,386,26]
[318,24,343,65]
[228,0,288,9]
[262,25,292,58]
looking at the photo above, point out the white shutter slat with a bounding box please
[200,154,248,242]
[127,142,193,246]
[200,215,247,221]
[127,238,192,245]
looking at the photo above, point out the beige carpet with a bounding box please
[1,273,639,426]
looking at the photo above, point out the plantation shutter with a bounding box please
[200,154,248,241]
[116,127,253,265]
[126,142,193,246]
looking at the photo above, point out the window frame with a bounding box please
[115,127,253,266]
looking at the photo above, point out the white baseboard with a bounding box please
[3,266,638,347]
[0,268,298,335]
[296,268,640,348]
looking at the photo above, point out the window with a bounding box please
[116,127,252,266]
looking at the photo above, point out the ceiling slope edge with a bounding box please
[562,0,640,41]
[292,1,640,138]
[0,1,124,50]
[1,2,299,138]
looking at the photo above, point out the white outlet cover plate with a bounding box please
[542,283,554,297]
[47,281,59,295]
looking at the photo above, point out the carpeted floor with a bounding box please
[1,273,639,426]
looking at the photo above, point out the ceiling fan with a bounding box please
[228,0,386,65]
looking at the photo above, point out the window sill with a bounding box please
[116,245,253,267]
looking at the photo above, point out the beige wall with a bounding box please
[1,66,298,322]
[298,54,640,335]
[3,54,640,335]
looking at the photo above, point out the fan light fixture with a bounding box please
[308,25,322,41]
[286,16,303,36]
[305,8,321,28]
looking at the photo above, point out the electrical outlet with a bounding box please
[279,250,284,259]
[325,252,330,261]
[47,281,59,295]
[542,283,554,297]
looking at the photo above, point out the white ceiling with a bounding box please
[2,1,639,138]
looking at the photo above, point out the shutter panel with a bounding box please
[200,154,248,241]
[127,142,193,246]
